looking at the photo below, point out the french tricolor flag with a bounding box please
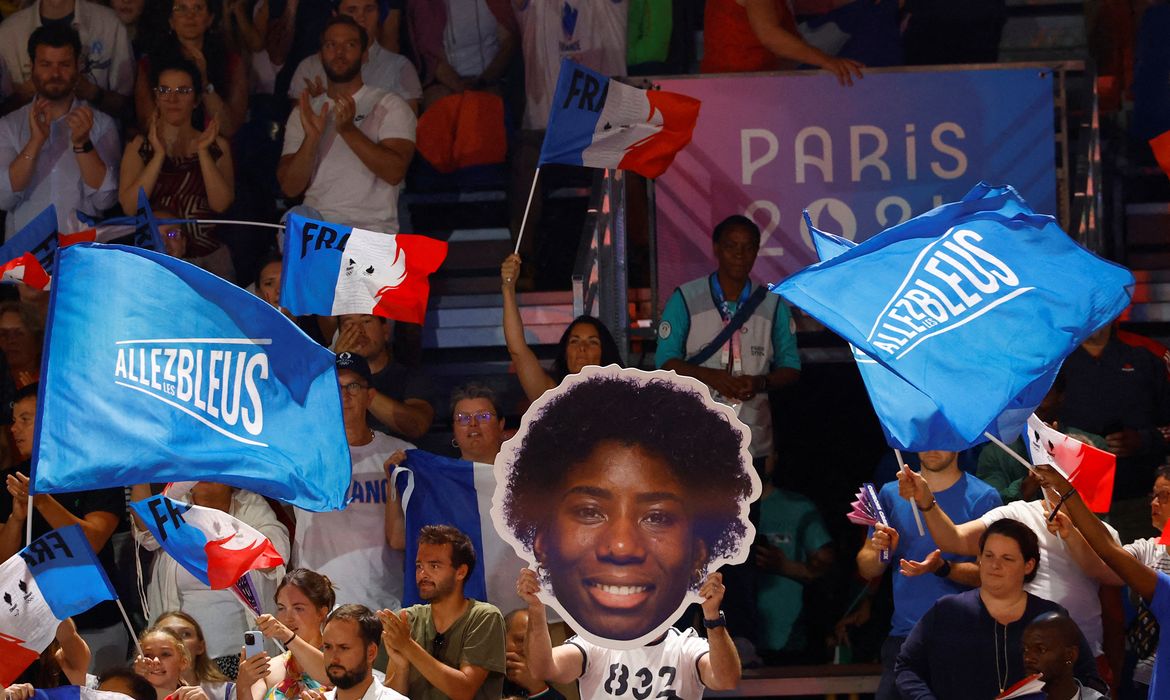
[1025,414,1116,513]
[129,494,284,589]
[33,688,140,700]
[0,526,118,685]
[0,253,50,290]
[538,59,700,179]
[281,213,448,325]
[391,450,526,615]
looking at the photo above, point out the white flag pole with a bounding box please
[983,432,1037,473]
[25,495,32,545]
[116,598,146,656]
[894,449,925,537]
[513,167,542,255]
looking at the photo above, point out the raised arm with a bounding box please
[742,0,864,86]
[898,466,985,556]
[53,618,91,686]
[696,573,741,691]
[1035,465,1157,602]
[501,255,555,401]
[517,568,584,685]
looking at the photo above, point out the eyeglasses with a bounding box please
[432,632,447,657]
[454,411,495,426]
[1150,491,1170,505]
[154,86,195,97]
[340,382,369,396]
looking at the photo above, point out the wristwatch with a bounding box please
[72,139,94,154]
[703,611,727,629]
[933,559,952,578]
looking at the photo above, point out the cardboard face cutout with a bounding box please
[491,365,761,649]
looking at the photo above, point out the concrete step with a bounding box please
[422,291,574,349]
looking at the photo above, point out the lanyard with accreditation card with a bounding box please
[710,273,752,375]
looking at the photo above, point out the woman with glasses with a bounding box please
[499,253,624,403]
[450,383,506,465]
[119,57,236,281]
[135,0,249,137]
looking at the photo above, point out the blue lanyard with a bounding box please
[710,273,752,322]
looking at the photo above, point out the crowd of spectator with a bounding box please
[8,1,1170,700]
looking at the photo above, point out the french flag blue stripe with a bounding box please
[27,526,117,621]
[539,58,606,168]
[392,451,528,616]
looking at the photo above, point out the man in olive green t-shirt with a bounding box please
[380,524,505,700]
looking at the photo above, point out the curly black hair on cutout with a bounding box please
[502,374,753,583]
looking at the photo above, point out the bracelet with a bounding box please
[284,631,296,646]
[1059,487,1077,503]
[19,151,34,160]
[918,498,936,513]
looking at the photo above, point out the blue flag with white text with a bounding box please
[777,183,1134,449]
[32,244,351,512]
[809,222,1060,450]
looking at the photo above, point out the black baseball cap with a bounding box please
[335,352,372,383]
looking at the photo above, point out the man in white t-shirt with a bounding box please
[278,15,415,233]
[292,352,412,611]
[899,466,1121,663]
[0,0,134,116]
[287,0,421,114]
[517,567,741,698]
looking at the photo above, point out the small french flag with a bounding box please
[33,687,140,700]
[0,526,118,684]
[538,58,700,179]
[130,494,284,589]
[0,253,50,290]
[1024,415,1116,513]
[281,213,448,325]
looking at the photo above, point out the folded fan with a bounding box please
[845,483,890,563]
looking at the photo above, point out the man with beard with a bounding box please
[277,14,415,233]
[303,605,408,700]
[0,23,120,237]
[379,525,506,700]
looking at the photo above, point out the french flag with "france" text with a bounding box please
[0,526,117,684]
[539,59,700,179]
[130,494,284,589]
[281,213,448,325]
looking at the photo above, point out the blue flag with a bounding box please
[0,206,58,269]
[777,183,1134,449]
[0,526,118,683]
[77,190,166,252]
[32,244,351,512]
[391,450,524,612]
[808,221,1059,450]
